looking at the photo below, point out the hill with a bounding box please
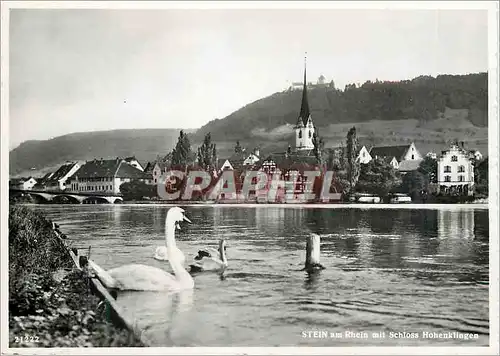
[10,73,488,177]
[194,73,488,157]
[9,129,193,177]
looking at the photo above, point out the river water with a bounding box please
[26,204,489,347]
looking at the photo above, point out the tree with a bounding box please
[417,157,437,192]
[401,170,427,201]
[356,158,402,198]
[312,129,325,165]
[197,132,218,172]
[234,141,243,154]
[171,130,193,169]
[475,157,488,197]
[346,127,360,192]
[120,180,155,201]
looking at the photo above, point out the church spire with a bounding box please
[298,53,311,127]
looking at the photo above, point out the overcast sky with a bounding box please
[9,8,488,149]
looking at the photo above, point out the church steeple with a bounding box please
[294,53,315,151]
[298,54,311,126]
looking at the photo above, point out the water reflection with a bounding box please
[255,207,285,234]
[116,288,194,345]
[438,209,475,240]
[303,270,323,291]
[25,204,490,347]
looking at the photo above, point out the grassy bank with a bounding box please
[8,205,143,347]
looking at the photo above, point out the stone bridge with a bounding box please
[9,189,124,204]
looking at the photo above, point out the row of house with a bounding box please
[10,59,484,200]
[10,156,151,195]
[198,59,483,199]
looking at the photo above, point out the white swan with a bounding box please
[189,239,228,273]
[153,221,186,264]
[88,207,194,292]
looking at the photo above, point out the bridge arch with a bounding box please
[52,195,83,204]
[82,197,110,204]
[27,193,52,204]
[82,196,123,204]
[110,197,123,204]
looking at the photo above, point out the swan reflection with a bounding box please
[115,288,194,344]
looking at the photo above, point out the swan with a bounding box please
[154,245,186,264]
[153,217,187,263]
[88,207,194,292]
[189,239,228,273]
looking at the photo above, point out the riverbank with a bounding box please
[8,205,144,347]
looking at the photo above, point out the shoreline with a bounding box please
[8,206,144,347]
[16,201,489,210]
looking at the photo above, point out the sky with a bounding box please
[8,7,489,149]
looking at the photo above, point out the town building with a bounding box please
[33,172,54,190]
[44,162,81,191]
[368,142,423,170]
[68,158,149,194]
[253,57,338,202]
[426,152,438,160]
[294,57,315,152]
[243,148,260,166]
[151,161,170,185]
[468,150,483,162]
[437,143,475,196]
[124,156,144,171]
[357,146,372,164]
[9,177,37,190]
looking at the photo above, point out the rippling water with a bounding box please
[26,204,489,346]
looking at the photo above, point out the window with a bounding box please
[458,165,465,173]
[362,152,366,158]
[445,176,451,182]
[444,165,451,173]
[298,131,302,139]
[451,155,458,162]
[411,155,414,159]
[458,175,464,182]
[308,130,312,138]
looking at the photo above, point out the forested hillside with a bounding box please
[196,73,488,141]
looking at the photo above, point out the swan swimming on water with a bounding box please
[153,220,186,264]
[88,207,194,292]
[154,245,186,264]
[189,239,228,273]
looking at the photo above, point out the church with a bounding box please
[258,56,320,176]
[255,57,323,202]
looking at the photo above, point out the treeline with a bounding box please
[196,73,487,141]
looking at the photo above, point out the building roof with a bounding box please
[258,152,319,171]
[143,161,155,173]
[9,178,25,185]
[216,152,249,171]
[46,163,78,184]
[75,159,122,179]
[10,176,36,185]
[75,158,149,179]
[369,145,411,161]
[398,159,423,172]
[124,156,143,167]
[36,172,54,185]
[115,162,149,179]
[438,144,475,161]
[296,57,311,128]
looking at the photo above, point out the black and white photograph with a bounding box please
[1,1,498,355]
